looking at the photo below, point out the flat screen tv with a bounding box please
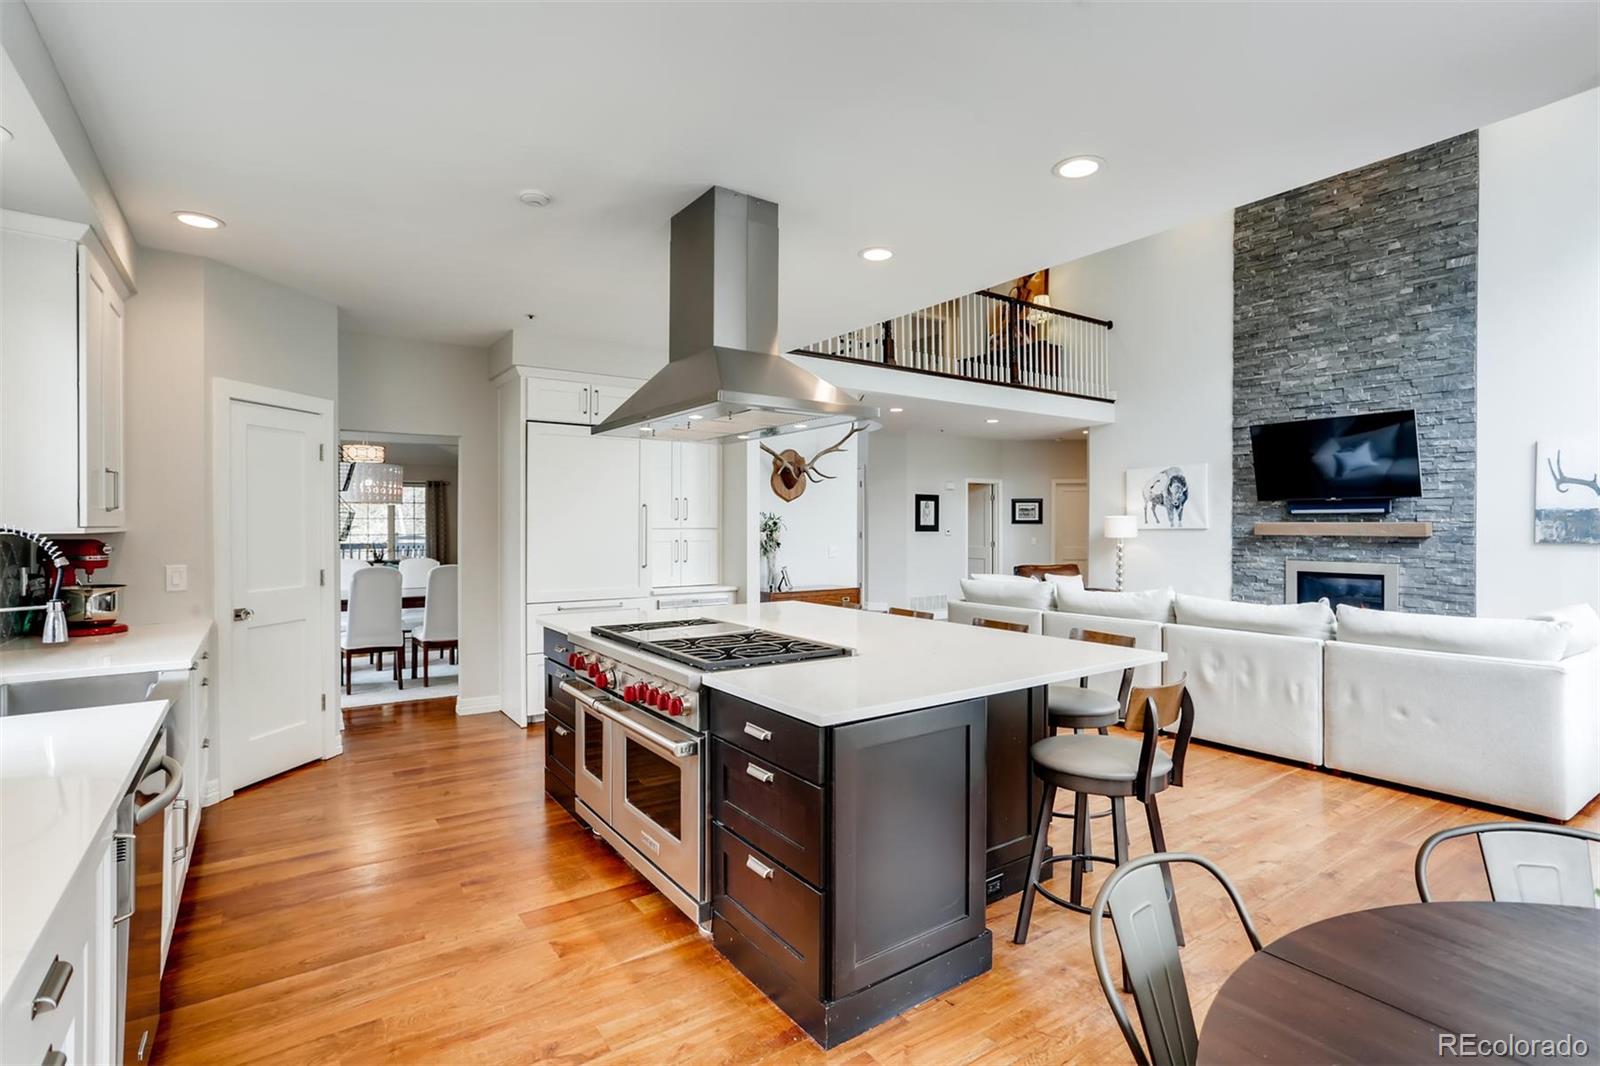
[1249,409,1422,502]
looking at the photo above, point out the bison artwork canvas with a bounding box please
[1126,463,1210,530]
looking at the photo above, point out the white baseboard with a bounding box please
[204,780,224,806]
[456,695,502,716]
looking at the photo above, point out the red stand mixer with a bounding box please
[52,538,129,636]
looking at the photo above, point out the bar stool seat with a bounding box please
[1031,734,1173,794]
[1046,685,1122,730]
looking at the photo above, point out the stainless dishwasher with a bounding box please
[115,725,184,1064]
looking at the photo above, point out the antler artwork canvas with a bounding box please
[1535,442,1600,544]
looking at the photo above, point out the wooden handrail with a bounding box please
[974,290,1112,329]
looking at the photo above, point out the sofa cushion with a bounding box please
[1174,593,1336,640]
[1052,586,1175,623]
[1529,604,1600,659]
[958,575,1054,611]
[1045,572,1086,607]
[1335,605,1569,662]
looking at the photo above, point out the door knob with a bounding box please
[232,607,254,621]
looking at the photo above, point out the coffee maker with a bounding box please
[53,538,128,636]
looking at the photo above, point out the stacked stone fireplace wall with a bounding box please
[1232,132,1479,615]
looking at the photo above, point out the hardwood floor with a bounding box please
[157,699,1600,1065]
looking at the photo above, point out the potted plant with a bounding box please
[758,511,783,593]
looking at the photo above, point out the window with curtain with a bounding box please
[339,483,429,559]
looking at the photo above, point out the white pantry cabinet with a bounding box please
[524,423,649,603]
[0,212,129,534]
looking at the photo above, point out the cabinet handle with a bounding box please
[672,539,678,564]
[671,495,678,522]
[553,724,570,737]
[745,853,774,880]
[745,763,774,784]
[41,1047,66,1066]
[556,602,622,612]
[580,386,589,416]
[742,722,772,742]
[31,956,73,1018]
[640,505,648,570]
[105,468,121,511]
[172,799,189,861]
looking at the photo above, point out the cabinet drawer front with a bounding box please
[712,740,824,886]
[712,827,822,996]
[543,627,577,662]
[542,660,577,728]
[545,713,577,779]
[707,691,825,784]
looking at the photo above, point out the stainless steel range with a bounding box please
[547,618,850,923]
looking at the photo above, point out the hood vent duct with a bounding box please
[592,187,879,442]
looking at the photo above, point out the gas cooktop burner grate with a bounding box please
[590,622,853,671]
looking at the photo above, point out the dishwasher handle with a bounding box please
[134,756,184,825]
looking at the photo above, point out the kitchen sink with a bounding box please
[0,671,162,717]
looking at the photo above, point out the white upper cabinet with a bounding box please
[642,441,720,529]
[525,373,640,427]
[525,423,648,603]
[0,215,128,534]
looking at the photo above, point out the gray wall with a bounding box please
[1232,133,1479,614]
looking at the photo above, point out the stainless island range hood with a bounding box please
[592,186,879,443]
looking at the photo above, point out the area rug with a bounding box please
[340,652,459,709]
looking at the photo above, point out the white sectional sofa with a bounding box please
[948,575,1600,820]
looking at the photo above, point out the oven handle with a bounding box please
[560,680,699,759]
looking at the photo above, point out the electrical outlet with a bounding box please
[165,564,188,592]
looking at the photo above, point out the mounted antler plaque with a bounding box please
[761,424,864,502]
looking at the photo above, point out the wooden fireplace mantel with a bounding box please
[1252,521,1433,539]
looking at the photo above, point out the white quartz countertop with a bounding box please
[0,619,213,684]
[1,701,168,1001]
[541,601,1165,726]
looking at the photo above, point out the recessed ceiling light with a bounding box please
[985,418,1000,424]
[0,126,12,145]
[173,210,224,230]
[1081,429,1090,434]
[859,247,893,262]
[687,414,704,420]
[737,434,751,440]
[793,423,810,430]
[518,189,553,207]
[1053,155,1103,179]
[888,407,904,413]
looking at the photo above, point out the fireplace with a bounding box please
[1284,561,1399,611]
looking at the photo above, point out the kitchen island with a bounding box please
[539,602,1162,1047]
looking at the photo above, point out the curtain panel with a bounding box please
[425,480,452,562]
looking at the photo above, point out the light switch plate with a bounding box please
[165,564,188,592]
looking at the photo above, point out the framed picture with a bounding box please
[1536,441,1600,544]
[1125,463,1210,530]
[1011,498,1043,524]
[914,493,940,532]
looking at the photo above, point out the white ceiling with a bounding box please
[23,2,1598,355]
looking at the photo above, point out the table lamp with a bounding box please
[1103,515,1138,591]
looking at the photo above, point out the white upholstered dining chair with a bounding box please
[409,564,459,686]
[341,566,404,694]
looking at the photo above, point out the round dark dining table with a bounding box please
[1199,902,1599,1064]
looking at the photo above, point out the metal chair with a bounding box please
[1015,678,1195,944]
[1415,822,1600,907]
[1090,853,1263,1066]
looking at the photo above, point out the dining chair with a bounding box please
[1015,678,1195,945]
[410,564,459,686]
[341,566,404,694]
[888,607,934,619]
[1089,852,1263,1066]
[338,557,364,594]
[398,557,438,631]
[1415,822,1600,907]
[972,617,1029,633]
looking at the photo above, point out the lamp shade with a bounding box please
[1103,515,1138,540]
[340,442,386,464]
[341,462,404,504]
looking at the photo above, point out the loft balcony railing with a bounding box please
[792,290,1114,401]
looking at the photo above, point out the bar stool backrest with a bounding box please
[1123,678,1195,798]
[972,617,1029,633]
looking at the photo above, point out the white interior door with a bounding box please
[1052,481,1089,570]
[967,483,994,575]
[226,399,326,790]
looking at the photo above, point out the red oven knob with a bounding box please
[647,687,661,707]
[569,653,581,670]
[623,684,637,702]
[588,663,599,679]
[669,696,684,716]
[596,672,609,689]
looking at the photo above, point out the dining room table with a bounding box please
[1199,901,1599,1064]
[339,586,427,611]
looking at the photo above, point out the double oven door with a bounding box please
[565,679,703,900]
